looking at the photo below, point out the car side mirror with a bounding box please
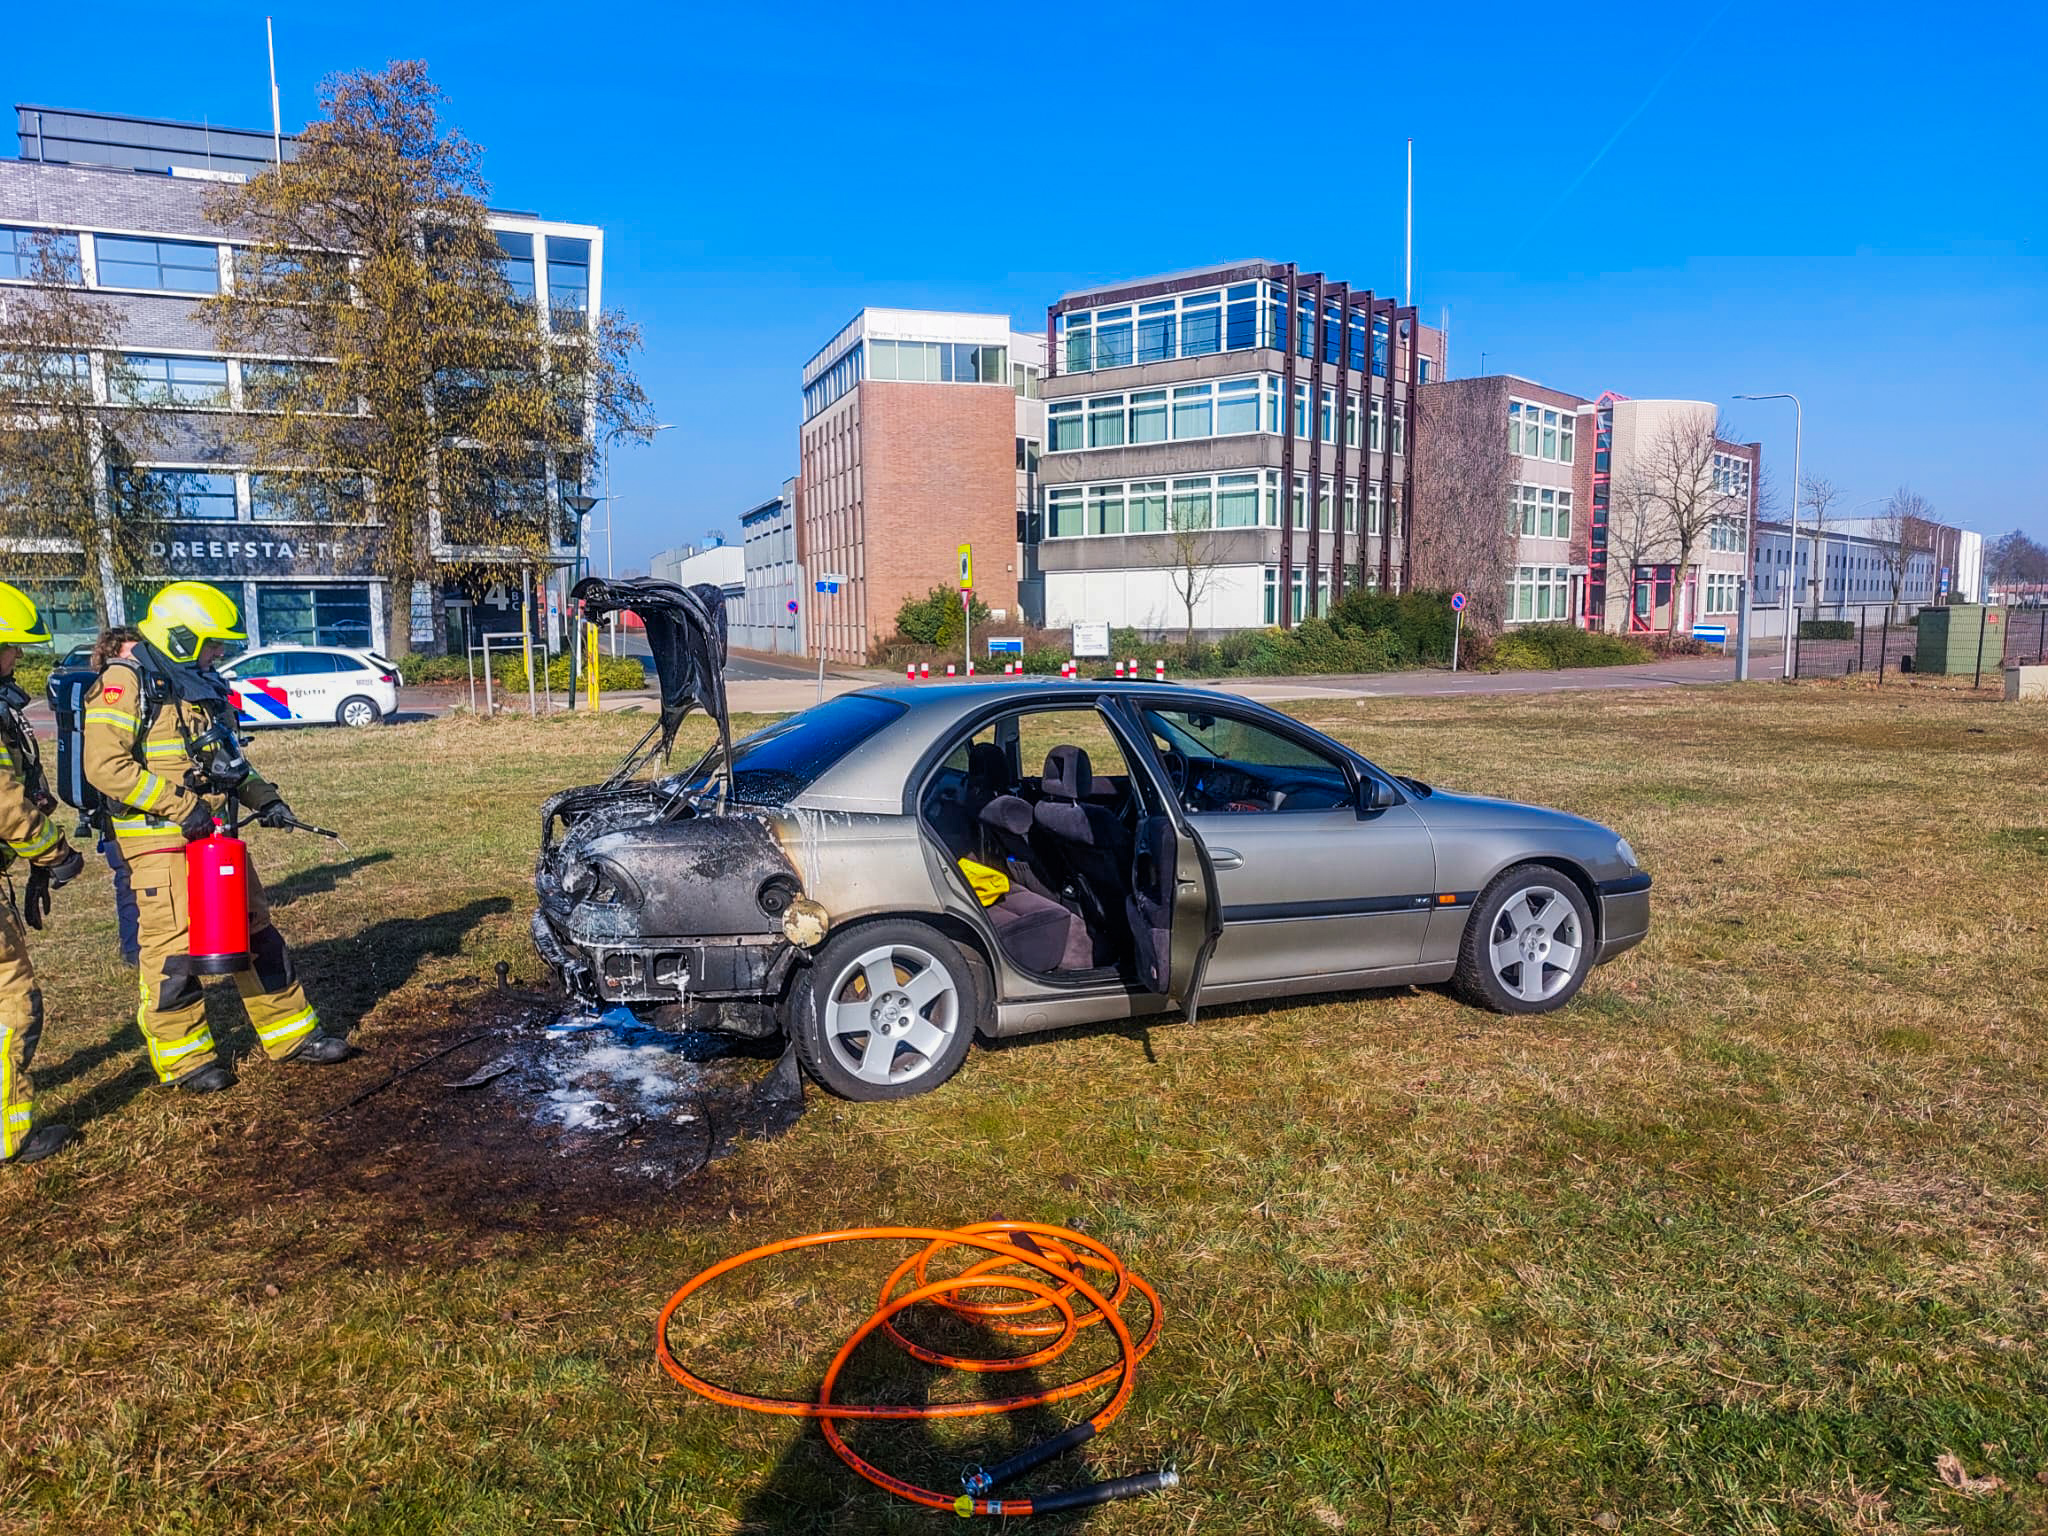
[1360,777,1397,812]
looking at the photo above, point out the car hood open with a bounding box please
[572,576,732,771]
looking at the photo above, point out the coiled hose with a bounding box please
[656,1221,1176,1517]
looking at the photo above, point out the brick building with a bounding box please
[796,309,1036,663]
[1037,260,1444,635]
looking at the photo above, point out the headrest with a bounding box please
[979,795,1034,836]
[967,741,1008,793]
[1042,745,1092,801]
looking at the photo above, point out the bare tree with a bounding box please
[1799,474,1842,617]
[0,233,172,626]
[1409,382,1512,633]
[1874,486,1937,622]
[1163,496,1219,645]
[1987,529,2048,592]
[203,62,654,654]
[1609,407,1747,634]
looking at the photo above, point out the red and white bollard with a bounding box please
[1154,659,1165,680]
[1113,660,1125,678]
[919,662,930,681]
[966,661,975,677]
[945,663,957,678]
[906,664,916,683]
[1126,658,1137,677]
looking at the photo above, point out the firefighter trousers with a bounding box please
[111,835,320,1083]
[0,881,43,1158]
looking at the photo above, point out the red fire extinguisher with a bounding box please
[184,817,251,974]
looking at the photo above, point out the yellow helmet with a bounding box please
[139,581,243,662]
[0,583,51,645]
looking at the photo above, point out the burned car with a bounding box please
[534,578,1653,1101]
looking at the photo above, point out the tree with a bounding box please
[1408,383,1512,634]
[202,61,654,654]
[1874,486,1937,621]
[1609,408,1747,634]
[1164,495,1220,644]
[0,233,175,627]
[1799,474,1842,617]
[1986,530,2048,592]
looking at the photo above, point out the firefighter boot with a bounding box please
[176,1063,237,1094]
[283,1030,350,1065]
[5,1122,78,1165]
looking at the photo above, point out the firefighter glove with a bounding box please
[43,846,84,889]
[257,800,295,830]
[22,865,50,930]
[180,802,217,842]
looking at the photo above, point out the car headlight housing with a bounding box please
[1615,837,1640,869]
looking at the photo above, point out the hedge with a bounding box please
[1478,624,1651,672]
[1798,619,1854,641]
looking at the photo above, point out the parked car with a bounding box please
[533,579,1653,1101]
[216,645,399,728]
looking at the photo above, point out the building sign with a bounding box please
[1071,620,1110,657]
[146,526,372,578]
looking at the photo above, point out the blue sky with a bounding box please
[11,1,2045,566]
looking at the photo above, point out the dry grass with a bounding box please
[2,677,2045,1534]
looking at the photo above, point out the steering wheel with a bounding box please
[1159,747,1190,800]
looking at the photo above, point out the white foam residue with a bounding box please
[571,1042,693,1104]
[543,1088,609,1132]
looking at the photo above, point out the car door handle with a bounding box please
[1208,847,1243,870]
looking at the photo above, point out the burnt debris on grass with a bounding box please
[237,981,805,1255]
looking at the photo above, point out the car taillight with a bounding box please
[380,672,397,684]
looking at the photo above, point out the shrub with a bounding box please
[893,586,990,648]
[1798,619,1853,641]
[397,650,644,691]
[1646,633,1707,657]
[1479,624,1651,672]
[1327,589,1457,666]
[11,655,53,699]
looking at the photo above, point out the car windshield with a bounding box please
[667,694,905,806]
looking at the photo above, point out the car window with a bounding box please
[305,652,349,673]
[1143,707,1352,813]
[1015,705,1131,790]
[237,653,293,676]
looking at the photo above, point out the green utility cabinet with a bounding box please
[1914,605,2005,675]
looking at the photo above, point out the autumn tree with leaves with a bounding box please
[0,233,174,626]
[202,61,654,654]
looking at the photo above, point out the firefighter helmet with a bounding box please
[138,581,244,663]
[0,583,52,645]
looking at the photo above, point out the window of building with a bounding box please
[1088,484,1125,535]
[1367,482,1382,535]
[1137,301,1176,364]
[1170,477,1212,531]
[0,226,81,282]
[94,234,219,294]
[1290,474,1307,530]
[111,353,231,408]
[1712,451,1752,501]
[1094,308,1131,369]
[249,471,368,523]
[258,584,373,648]
[113,467,237,521]
[1129,480,1167,533]
[494,231,536,301]
[1088,394,1126,449]
[1508,399,1573,463]
[1216,473,1259,528]
[1181,291,1221,356]
[1344,481,1358,532]
[802,342,863,420]
[1047,485,1081,538]
[1291,382,1310,439]
[1369,394,1385,452]
[545,235,590,328]
[1128,389,1168,444]
[1171,383,1213,440]
[1225,284,1258,350]
[1012,363,1041,399]
[1708,515,1743,552]
[1064,319,1092,373]
[1509,565,1570,623]
[1390,401,1405,456]
[1216,378,1259,436]
[0,350,88,399]
[1049,401,1083,452]
[1318,388,1334,444]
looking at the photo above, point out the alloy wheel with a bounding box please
[1486,885,1584,1004]
[823,942,960,1087]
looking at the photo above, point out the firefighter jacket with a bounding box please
[81,659,281,842]
[0,707,66,871]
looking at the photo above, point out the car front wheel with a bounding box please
[337,695,382,728]
[1454,866,1595,1013]
[790,920,978,1100]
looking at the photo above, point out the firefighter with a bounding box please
[82,582,350,1093]
[0,584,87,1164]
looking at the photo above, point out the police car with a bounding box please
[216,646,399,729]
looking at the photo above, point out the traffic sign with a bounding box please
[815,573,844,595]
[787,599,799,615]
[1450,591,1467,612]
[958,543,973,591]
[1691,622,1729,644]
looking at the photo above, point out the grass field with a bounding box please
[3,677,2045,1534]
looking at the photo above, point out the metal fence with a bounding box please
[1788,603,2048,684]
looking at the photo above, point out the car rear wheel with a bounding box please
[791,920,977,1100]
[1454,866,1595,1014]
[337,695,381,728]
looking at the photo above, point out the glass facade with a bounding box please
[1057,279,1399,378]
[1047,470,1396,541]
[112,468,237,520]
[111,353,231,408]
[546,235,590,328]
[494,231,536,301]
[258,585,374,647]
[0,226,81,282]
[802,342,864,420]
[1508,399,1575,463]
[1048,372,1405,456]
[869,340,1006,384]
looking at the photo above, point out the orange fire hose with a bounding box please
[655,1222,1176,1517]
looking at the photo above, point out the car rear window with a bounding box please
[688,694,907,804]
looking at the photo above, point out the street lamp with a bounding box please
[560,491,598,709]
[602,421,676,656]
[1734,392,1801,680]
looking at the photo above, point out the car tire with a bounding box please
[790,920,979,1101]
[1453,865,1596,1014]
[337,695,381,728]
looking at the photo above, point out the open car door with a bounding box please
[1112,711,1222,1024]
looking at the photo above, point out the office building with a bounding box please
[1037,260,1443,635]
[733,479,802,654]
[0,103,600,654]
[796,309,1030,663]
[1753,516,1976,620]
